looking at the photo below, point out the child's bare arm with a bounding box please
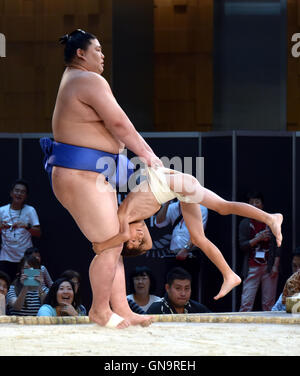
[92,216,130,254]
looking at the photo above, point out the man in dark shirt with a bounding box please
[146,267,211,314]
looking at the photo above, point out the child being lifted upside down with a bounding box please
[93,166,283,300]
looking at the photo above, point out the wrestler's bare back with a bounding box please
[52,68,124,153]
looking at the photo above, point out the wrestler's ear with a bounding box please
[76,48,86,61]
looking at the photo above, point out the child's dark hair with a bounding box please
[121,240,147,258]
[166,267,192,286]
[128,266,156,294]
[59,29,97,64]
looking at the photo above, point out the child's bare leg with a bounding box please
[167,171,283,247]
[180,202,241,300]
[200,188,283,247]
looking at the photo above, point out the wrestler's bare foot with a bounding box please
[268,213,283,247]
[124,312,153,327]
[213,272,241,300]
[89,308,130,329]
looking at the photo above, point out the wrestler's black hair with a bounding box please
[43,277,80,310]
[59,29,97,64]
[166,267,192,286]
[128,266,156,295]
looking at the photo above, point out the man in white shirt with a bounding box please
[0,180,41,281]
[155,200,208,259]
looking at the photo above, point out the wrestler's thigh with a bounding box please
[52,167,120,242]
[180,202,205,237]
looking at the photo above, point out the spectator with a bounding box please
[24,247,53,290]
[146,267,211,314]
[0,270,10,315]
[37,277,81,317]
[6,254,47,316]
[127,266,162,312]
[282,270,300,307]
[127,298,145,314]
[272,247,300,311]
[0,179,41,282]
[60,270,86,316]
[155,200,208,260]
[239,191,281,312]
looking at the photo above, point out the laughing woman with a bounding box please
[37,277,80,317]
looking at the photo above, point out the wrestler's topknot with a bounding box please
[59,34,69,45]
[58,29,97,64]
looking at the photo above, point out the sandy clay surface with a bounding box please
[0,321,300,356]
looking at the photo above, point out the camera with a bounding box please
[23,268,41,287]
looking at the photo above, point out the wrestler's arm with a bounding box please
[92,215,130,253]
[79,73,162,167]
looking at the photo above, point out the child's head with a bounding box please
[121,222,147,257]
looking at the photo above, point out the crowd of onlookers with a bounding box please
[0,179,300,318]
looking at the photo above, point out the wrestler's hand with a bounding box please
[140,151,163,168]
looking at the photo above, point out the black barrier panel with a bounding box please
[236,135,293,311]
[145,136,200,166]
[201,136,233,312]
[21,138,93,310]
[0,138,19,206]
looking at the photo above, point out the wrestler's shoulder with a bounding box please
[71,71,108,86]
